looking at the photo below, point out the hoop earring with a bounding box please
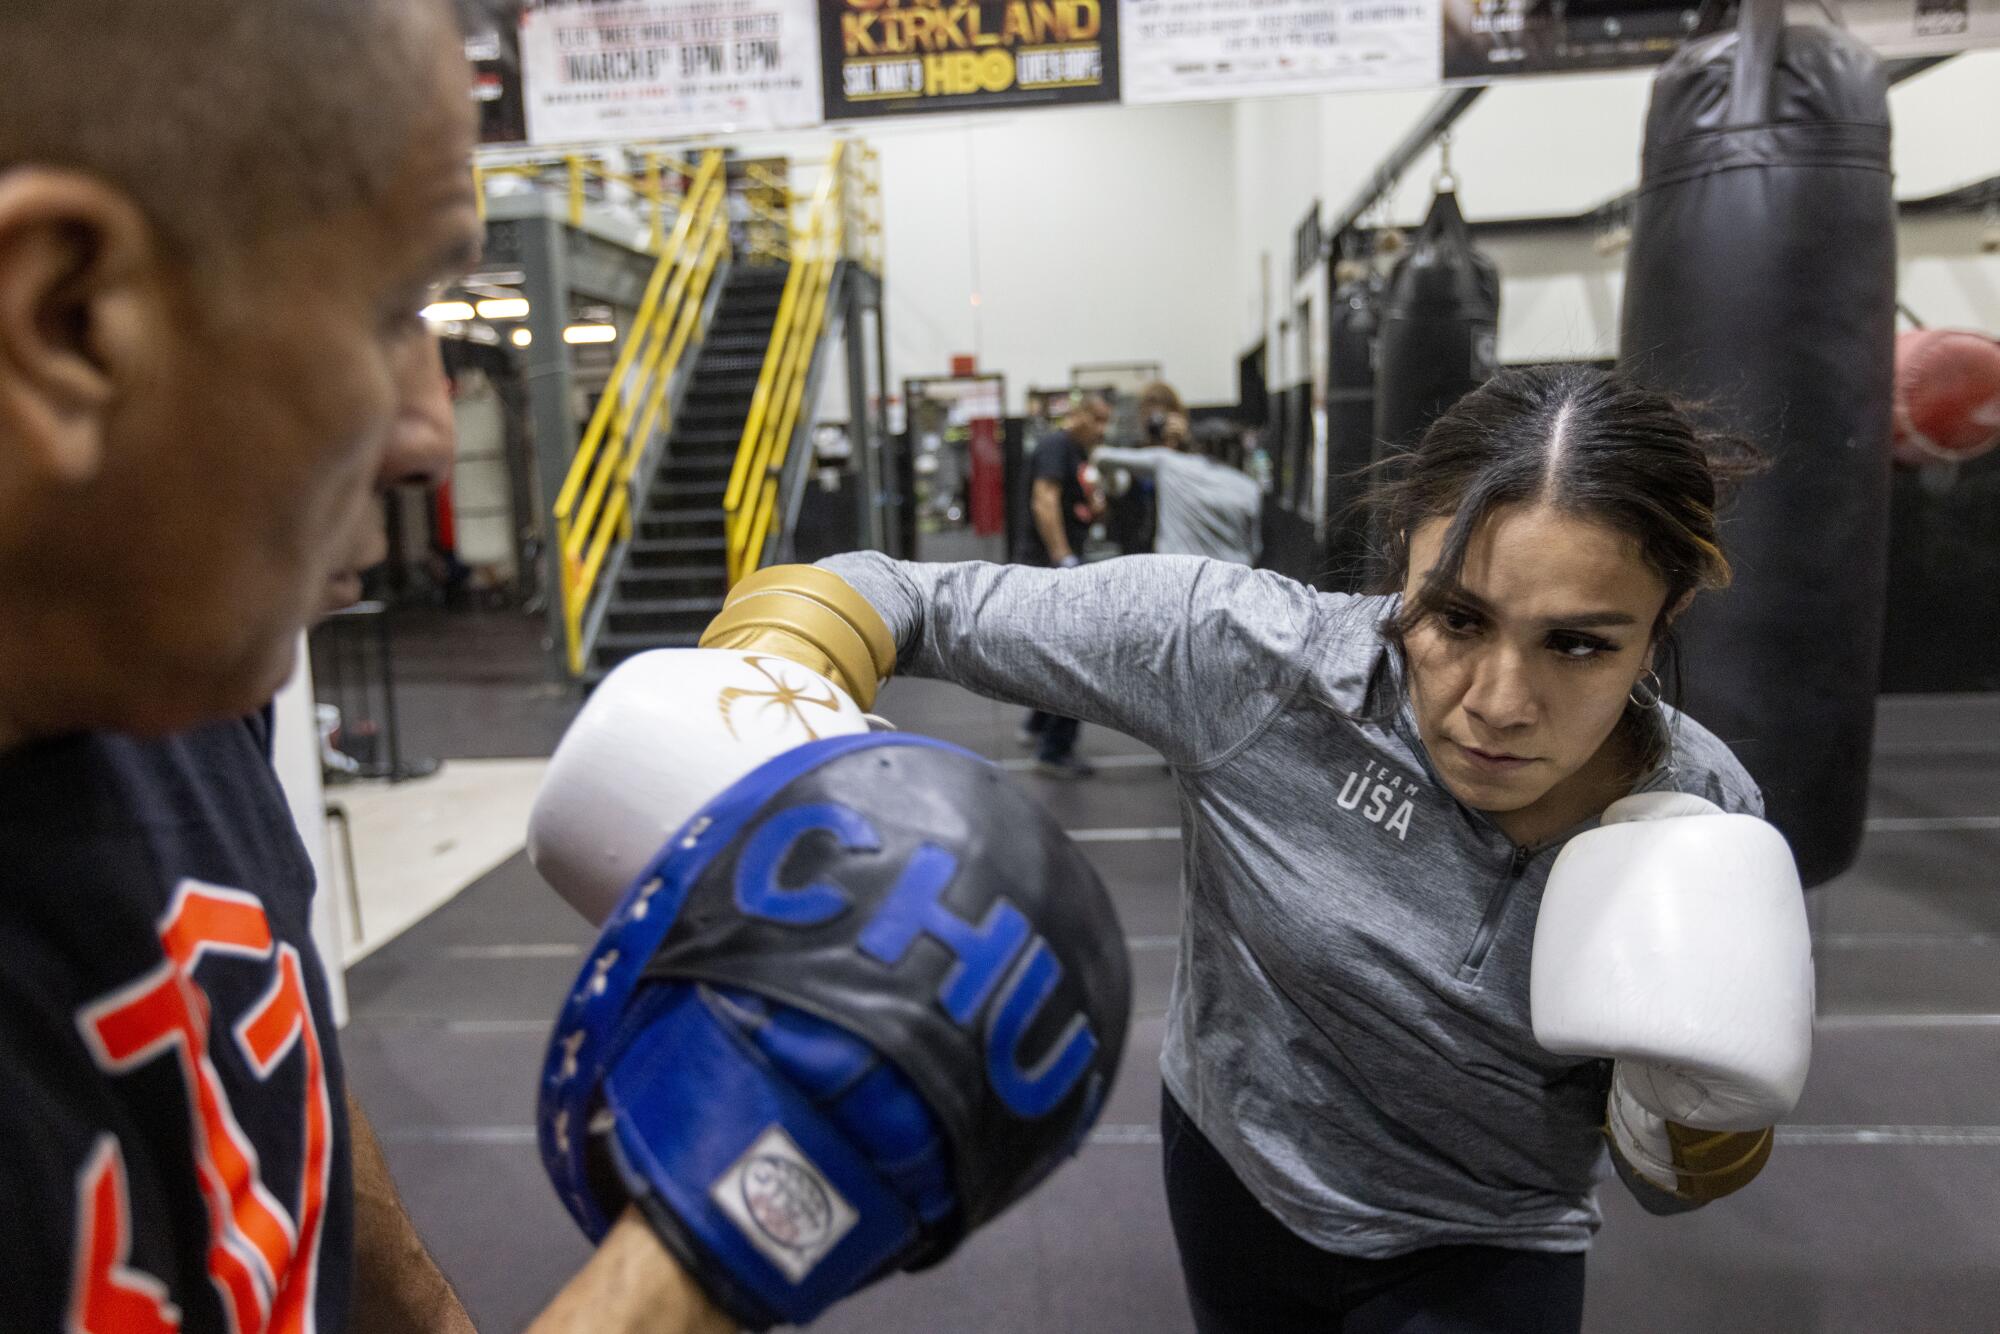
[1628,669,1664,711]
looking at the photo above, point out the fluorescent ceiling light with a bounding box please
[477,298,531,320]
[512,328,534,348]
[422,301,476,323]
[564,324,619,345]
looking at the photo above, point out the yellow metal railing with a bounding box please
[474,149,698,254]
[723,144,881,583]
[551,148,730,674]
[741,160,796,266]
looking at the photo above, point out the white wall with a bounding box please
[1227,52,2000,376]
[731,100,1241,414]
[705,47,2000,422]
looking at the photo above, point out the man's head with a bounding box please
[1065,395,1112,449]
[1136,380,1184,448]
[0,0,482,743]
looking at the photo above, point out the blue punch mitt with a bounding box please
[539,734,1131,1329]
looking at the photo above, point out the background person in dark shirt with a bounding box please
[1016,394,1112,776]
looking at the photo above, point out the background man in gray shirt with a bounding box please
[1095,417,1263,566]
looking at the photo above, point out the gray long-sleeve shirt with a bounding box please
[820,551,1764,1257]
[1093,446,1263,565]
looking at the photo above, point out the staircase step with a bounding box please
[605,605,722,636]
[659,464,736,487]
[609,595,722,615]
[655,466,731,486]
[697,354,768,375]
[643,506,727,526]
[686,380,756,400]
[690,369,763,388]
[628,537,727,569]
[729,268,791,290]
[651,479,729,504]
[683,398,752,421]
[705,332,773,354]
[673,429,746,449]
[640,519,727,543]
[617,569,729,601]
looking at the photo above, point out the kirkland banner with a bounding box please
[1122,0,1440,103]
[822,0,1119,120]
[1443,0,2000,81]
[521,0,823,143]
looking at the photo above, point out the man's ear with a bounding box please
[0,170,157,484]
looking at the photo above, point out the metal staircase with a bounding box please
[545,141,890,683]
[592,265,789,676]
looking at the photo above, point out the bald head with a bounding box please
[0,0,461,263]
[0,0,482,746]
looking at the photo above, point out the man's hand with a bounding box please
[529,1209,734,1334]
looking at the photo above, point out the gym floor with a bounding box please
[342,572,2000,1333]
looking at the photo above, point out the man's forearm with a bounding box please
[1032,492,1072,563]
[529,1209,735,1334]
[348,1091,477,1332]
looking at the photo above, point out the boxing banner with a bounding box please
[520,0,823,144]
[1441,0,1701,79]
[1121,0,1440,104]
[1844,0,2000,55]
[1443,0,2000,81]
[822,0,1120,121]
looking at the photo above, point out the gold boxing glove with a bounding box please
[699,564,897,711]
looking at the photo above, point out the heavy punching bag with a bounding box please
[1620,0,1895,887]
[1373,190,1501,462]
[1325,268,1385,590]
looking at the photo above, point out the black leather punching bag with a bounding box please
[1620,0,1895,887]
[1325,272,1384,590]
[1373,191,1501,462]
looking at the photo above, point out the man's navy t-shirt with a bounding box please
[0,715,353,1332]
[1017,429,1092,567]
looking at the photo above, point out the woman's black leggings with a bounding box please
[1160,1089,1586,1334]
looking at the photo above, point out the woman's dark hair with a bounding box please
[1191,417,1247,471]
[1366,364,1764,671]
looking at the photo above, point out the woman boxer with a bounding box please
[708,364,1792,1333]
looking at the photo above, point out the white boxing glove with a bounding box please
[1531,791,1814,1203]
[532,564,897,925]
[528,648,871,925]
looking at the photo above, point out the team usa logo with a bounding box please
[69,881,331,1334]
[1337,760,1421,841]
